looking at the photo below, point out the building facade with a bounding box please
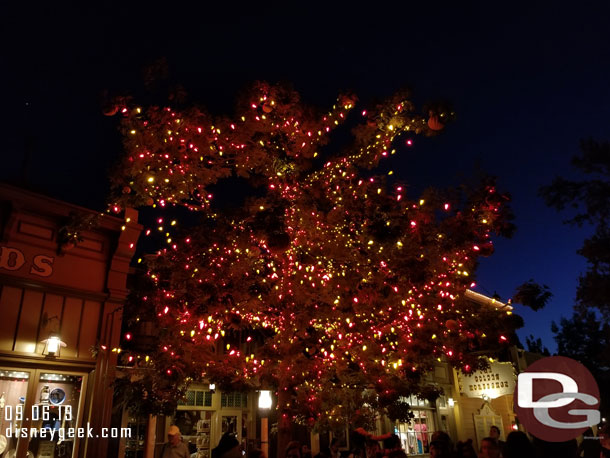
[0,184,140,458]
[378,290,519,455]
[120,384,258,458]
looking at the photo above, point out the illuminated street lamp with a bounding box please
[258,391,272,457]
[259,390,272,409]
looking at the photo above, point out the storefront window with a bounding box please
[124,416,146,458]
[170,387,249,458]
[0,369,31,458]
[178,389,213,407]
[173,410,213,458]
[221,393,247,408]
[395,396,436,456]
[26,372,84,458]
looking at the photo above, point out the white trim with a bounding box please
[464,290,511,311]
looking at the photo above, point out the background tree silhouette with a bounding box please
[542,138,610,417]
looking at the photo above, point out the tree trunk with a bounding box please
[276,386,293,458]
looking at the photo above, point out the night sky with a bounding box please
[4,2,610,352]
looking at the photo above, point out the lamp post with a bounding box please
[258,391,272,458]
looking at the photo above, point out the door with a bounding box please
[219,411,241,440]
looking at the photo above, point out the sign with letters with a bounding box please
[0,246,55,277]
[457,361,516,399]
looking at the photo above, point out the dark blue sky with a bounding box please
[4,2,610,351]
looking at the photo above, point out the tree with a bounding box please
[540,138,610,319]
[542,138,610,417]
[108,82,517,454]
[524,335,550,356]
[551,311,610,415]
[552,311,610,367]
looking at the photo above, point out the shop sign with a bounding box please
[457,361,516,399]
[0,246,55,277]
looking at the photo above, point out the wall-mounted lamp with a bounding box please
[209,383,216,393]
[41,334,66,357]
[447,398,455,408]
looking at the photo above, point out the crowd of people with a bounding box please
[160,424,610,458]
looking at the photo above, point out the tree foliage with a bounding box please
[109,82,518,433]
[513,280,553,311]
[551,311,610,414]
[552,311,610,367]
[540,138,610,318]
[543,138,610,416]
[525,334,550,356]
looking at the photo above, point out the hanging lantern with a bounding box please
[41,334,67,357]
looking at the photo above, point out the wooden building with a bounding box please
[0,184,141,458]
